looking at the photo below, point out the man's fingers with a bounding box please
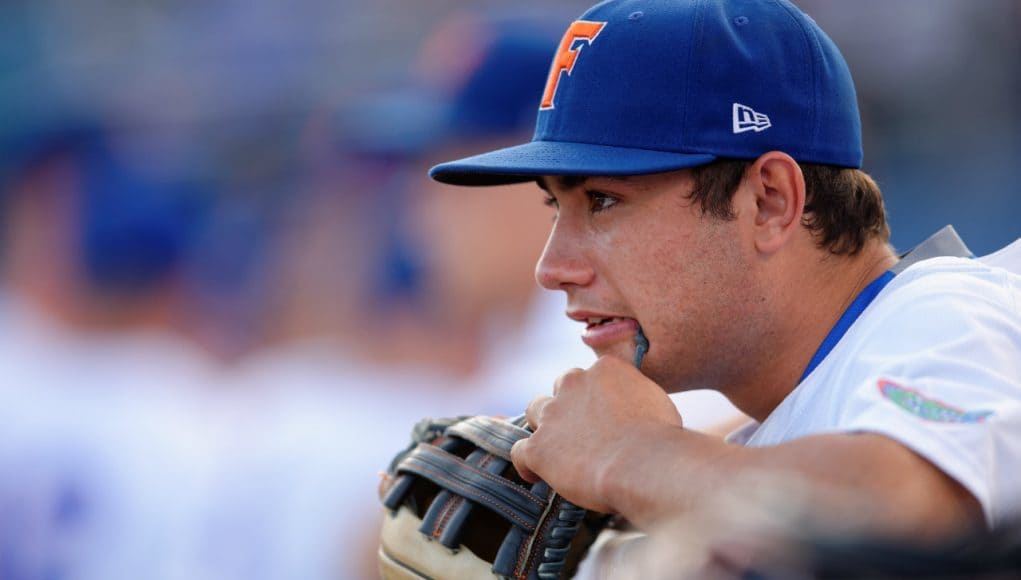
[525,395,553,431]
[518,394,556,483]
[511,439,540,483]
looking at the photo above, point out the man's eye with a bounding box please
[542,194,559,222]
[587,191,618,213]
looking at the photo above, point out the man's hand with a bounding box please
[511,356,983,541]
[510,355,684,514]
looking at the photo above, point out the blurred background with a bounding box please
[0,0,1017,579]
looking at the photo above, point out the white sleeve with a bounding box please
[836,274,1021,528]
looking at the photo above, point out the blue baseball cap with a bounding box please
[430,0,862,186]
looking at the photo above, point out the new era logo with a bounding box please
[732,103,771,133]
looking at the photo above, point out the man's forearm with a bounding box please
[600,428,983,542]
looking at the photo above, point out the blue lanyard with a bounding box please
[798,270,896,383]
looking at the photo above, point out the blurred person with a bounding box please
[0,121,229,579]
[323,11,739,422]
[371,12,598,408]
[0,119,433,580]
[0,119,386,580]
[251,11,606,416]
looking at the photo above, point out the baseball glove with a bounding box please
[378,414,610,579]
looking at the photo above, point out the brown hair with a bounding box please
[689,159,890,255]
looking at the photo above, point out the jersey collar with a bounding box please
[798,270,896,383]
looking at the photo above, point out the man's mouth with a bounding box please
[585,316,630,330]
[573,314,640,350]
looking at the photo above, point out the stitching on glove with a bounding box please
[433,494,459,538]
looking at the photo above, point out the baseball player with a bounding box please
[426,0,1021,556]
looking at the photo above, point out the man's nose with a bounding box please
[534,226,594,291]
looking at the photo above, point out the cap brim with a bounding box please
[429,140,717,186]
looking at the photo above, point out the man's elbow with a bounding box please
[859,434,986,543]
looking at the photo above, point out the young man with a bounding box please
[428,0,1021,547]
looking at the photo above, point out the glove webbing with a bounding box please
[422,416,537,549]
[382,415,596,579]
[397,444,546,531]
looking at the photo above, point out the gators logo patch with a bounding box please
[878,379,993,424]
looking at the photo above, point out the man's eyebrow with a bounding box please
[537,175,594,192]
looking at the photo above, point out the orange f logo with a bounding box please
[540,20,607,110]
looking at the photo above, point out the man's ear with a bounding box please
[746,151,806,255]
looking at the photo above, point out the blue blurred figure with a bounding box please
[0,121,222,580]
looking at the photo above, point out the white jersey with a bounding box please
[729,238,1021,527]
